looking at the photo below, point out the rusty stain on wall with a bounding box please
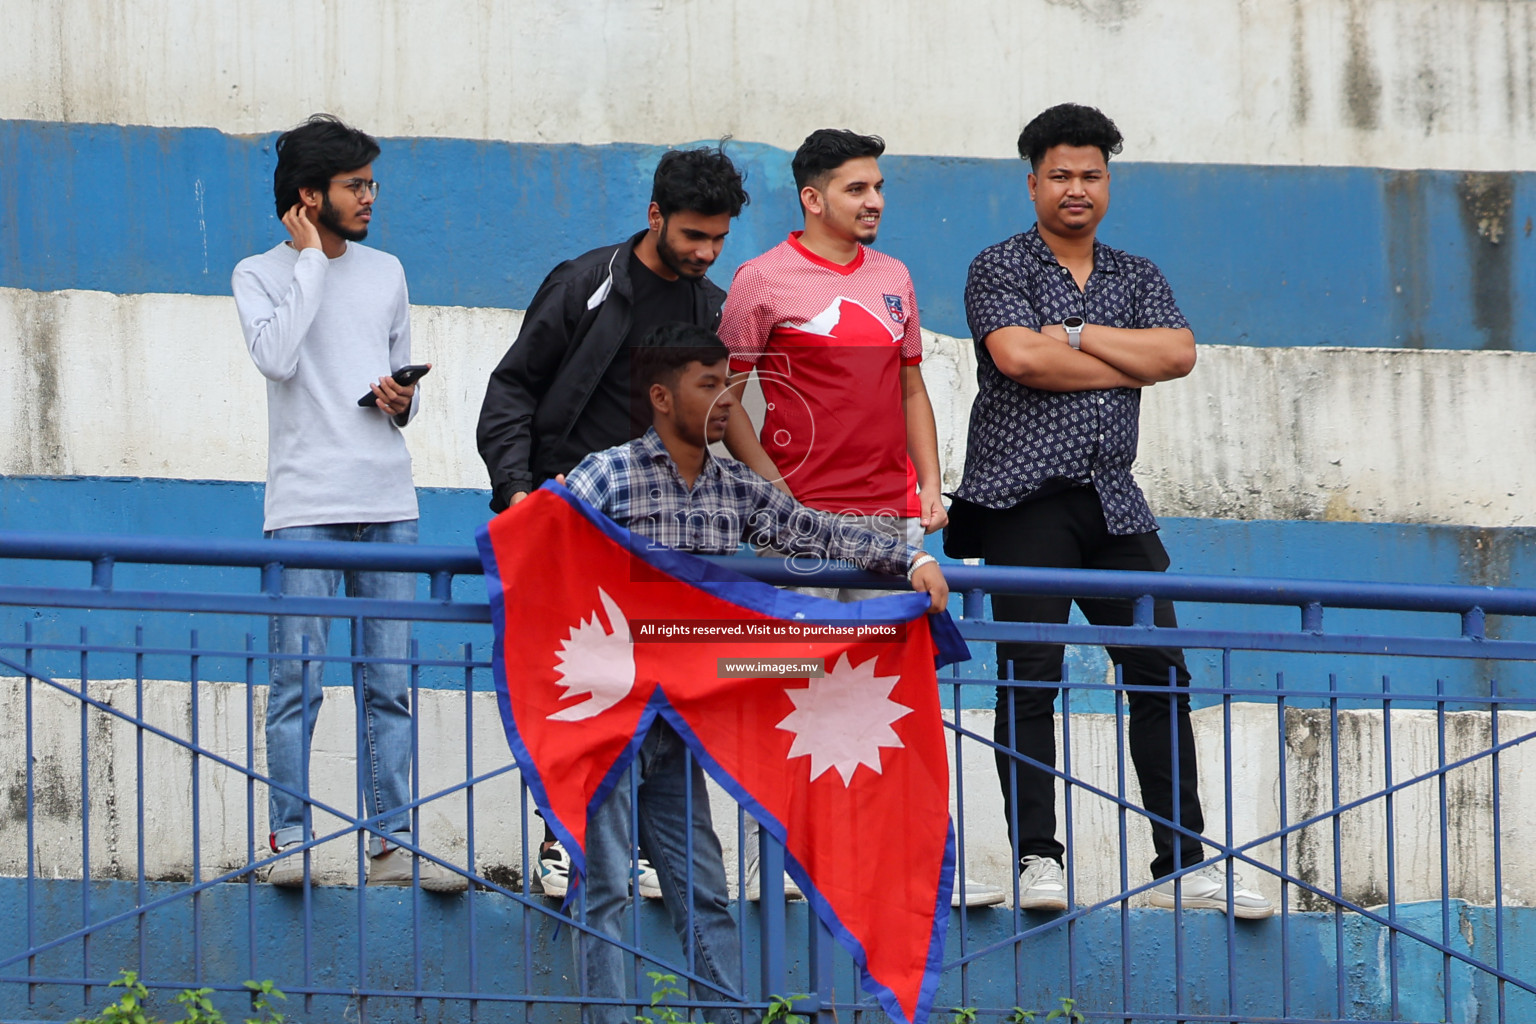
[1343,4,1382,130]
[1458,171,1515,350]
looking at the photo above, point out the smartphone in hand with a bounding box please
[358,363,432,406]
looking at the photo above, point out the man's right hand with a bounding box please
[511,491,529,505]
[281,204,322,252]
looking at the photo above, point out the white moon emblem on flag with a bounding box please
[547,588,636,722]
[776,653,912,784]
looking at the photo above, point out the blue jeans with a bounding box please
[579,720,746,1024]
[265,519,418,857]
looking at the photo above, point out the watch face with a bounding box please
[1063,316,1085,329]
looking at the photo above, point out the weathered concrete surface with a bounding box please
[6,678,1533,911]
[5,287,1534,528]
[6,1,1536,170]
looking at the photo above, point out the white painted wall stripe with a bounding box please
[4,287,1533,528]
[5,1,1536,170]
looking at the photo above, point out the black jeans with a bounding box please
[983,486,1204,880]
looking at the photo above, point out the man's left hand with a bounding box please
[919,491,949,534]
[1039,323,1069,344]
[371,375,416,418]
[910,561,949,615]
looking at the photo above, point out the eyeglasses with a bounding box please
[330,178,381,199]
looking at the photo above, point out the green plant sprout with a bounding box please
[71,970,289,1024]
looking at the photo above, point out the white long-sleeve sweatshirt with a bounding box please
[232,241,420,532]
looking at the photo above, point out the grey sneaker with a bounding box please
[953,877,1007,908]
[264,842,308,888]
[743,848,804,900]
[1018,856,1068,911]
[368,847,469,893]
[1149,864,1274,919]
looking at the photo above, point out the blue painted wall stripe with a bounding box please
[3,120,1534,346]
[2,475,1532,704]
[6,880,1530,1023]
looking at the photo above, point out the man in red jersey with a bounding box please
[719,129,1000,907]
[720,129,942,541]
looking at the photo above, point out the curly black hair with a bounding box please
[1016,104,1124,170]
[651,144,751,218]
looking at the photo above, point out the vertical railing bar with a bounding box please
[1168,659,1184,1023]
[464,641,479,1023]
[190,629,203,985]
[1275,671,1291,1022]
[1328,672,1346,1018]
[1115,661,1130,1024]
[25,621,37,1005]
[1382,673,1399,1021]
[737,803,749,1015]
[352,614,368,1023]
[134,625,147,978]
[1221,647,1236,1021]
[1490,676,1507,1024]
[79,625,91,1005]
[412,639,424,1019]
[951,669,969,1011]
[684,743,700,1010]
[299,634,314,1016]
[520,782,534,1024]
[1004,673,1023,1004]
[245,633,259,986]
[628,744,645,1018]
[1060,661,1077,1011]
[1436,674,1452,1024]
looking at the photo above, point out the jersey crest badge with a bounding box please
[883,294,907,325]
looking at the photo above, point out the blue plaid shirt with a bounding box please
[564,428,916,575]
[957,226,1189,535]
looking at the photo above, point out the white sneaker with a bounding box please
[1149,864,1274,919]
[368,847,469,893]
[636,858,663,899]
[538,842,571,899]
[1018,856,1068,911]
[952,877,1007,908]
[264,842,308,888]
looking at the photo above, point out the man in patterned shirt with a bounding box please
[950,103,1272,918]
[561,322,947,1024]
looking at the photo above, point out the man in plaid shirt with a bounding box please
[559,321,947,1024]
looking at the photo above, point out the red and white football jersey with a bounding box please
[719,232,922,517]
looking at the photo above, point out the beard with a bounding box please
[319,192,369,242]
[656,220,707,278]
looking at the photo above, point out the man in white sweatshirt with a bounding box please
[232,114,461,891]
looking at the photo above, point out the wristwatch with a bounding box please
[1063,316,1085,350]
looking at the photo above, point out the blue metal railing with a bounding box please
[2,530,1534,1023]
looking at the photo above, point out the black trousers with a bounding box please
[982,486,1204,880]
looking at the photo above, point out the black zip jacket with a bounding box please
[476,231,726,512]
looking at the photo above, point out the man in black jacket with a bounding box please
[478,146,750,513]
[476,145,750,901]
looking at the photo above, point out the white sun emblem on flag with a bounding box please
[777,653,912,784]
[547,588,636,722]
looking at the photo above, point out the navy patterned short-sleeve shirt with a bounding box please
[957,225,1189,535]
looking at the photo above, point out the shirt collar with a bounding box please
[638,426,722,481]
[1021,224,1122,274]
